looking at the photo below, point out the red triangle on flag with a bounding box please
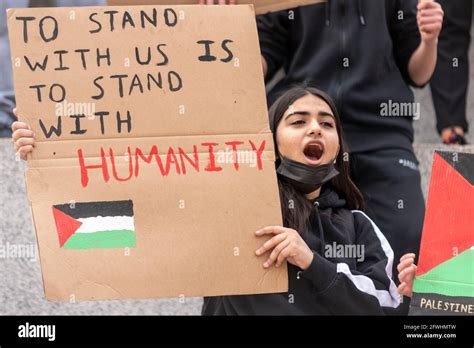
[417,153,474,276]
[52,207,82,247]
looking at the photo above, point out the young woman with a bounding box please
[200,86,407,315]
[201,0,443,315]
[11,86,417,315]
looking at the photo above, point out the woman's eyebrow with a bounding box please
[318,111,335,119]
[285,110,335,120]
[284,111,311,120]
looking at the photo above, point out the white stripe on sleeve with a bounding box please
[333,210,401,308]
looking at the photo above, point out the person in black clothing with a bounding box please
[431,0,471,145]
[202,86,403,315]
[202,0,444,315]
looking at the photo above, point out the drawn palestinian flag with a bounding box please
[52,200,136,250]
[410,151,473,315]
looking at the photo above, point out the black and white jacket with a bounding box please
[202,185,401,315]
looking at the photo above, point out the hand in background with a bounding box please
[11,108,35,160]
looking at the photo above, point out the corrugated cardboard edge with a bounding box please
[24,170,51,301]
[254,0,325,14]
[106,1,326,15]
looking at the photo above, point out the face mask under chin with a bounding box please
[276,156,340,194]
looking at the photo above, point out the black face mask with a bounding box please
[276,157,340,194]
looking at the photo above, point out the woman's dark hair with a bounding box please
[269,86,365,233]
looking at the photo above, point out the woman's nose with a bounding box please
[307,120,322,136]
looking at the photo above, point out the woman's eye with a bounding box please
[321,122,333,128]
[292,120,305,125]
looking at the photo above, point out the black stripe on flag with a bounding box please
[409,292,474,316]
[53,200,134,219]
[437,151,474,185]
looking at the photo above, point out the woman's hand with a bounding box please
[409,1,443,85]
[11,108,35,160]
[255,226,314,270]
[417,0,444,45]
[397,253,417,297]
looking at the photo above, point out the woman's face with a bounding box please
[276,94,340,167]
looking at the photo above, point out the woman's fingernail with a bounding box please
[255,249,260,255]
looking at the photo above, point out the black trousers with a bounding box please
[350,148,426,315]
[430,0,472,134]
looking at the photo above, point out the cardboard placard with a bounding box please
[409,151,473,315]
[107,0,326,15]
[7,5,287,301]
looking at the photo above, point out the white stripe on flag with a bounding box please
[76,216,134,233]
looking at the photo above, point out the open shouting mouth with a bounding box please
[303,141,324,166]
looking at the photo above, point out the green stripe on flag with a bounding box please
[63,230,136,249]
[413,278,473,298]
[414,249,474,298]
